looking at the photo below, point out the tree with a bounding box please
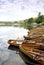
[35,12,44,24]
[28,18,34,24]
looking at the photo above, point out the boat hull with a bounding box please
[19,44,44,65]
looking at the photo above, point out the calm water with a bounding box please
[0,26,40,65]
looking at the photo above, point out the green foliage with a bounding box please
[41,22,44,25]
[17,13,44,30]
[35,15,44,24]
[27,18,34,24]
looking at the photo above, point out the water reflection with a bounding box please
[0,26,28,65]
[8,45,19,54]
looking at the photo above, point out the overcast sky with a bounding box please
[0,0,44,21]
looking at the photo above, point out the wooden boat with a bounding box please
[27,26,44,37]
[24,35,44,43]
[19,43,44,65]
[8,35,44,47]
[24,26,44,43]
[8,39,35,47]
[8,26,44,46]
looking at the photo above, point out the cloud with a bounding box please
[0,0,44,21]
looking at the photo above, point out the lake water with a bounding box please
[0,26,40,65]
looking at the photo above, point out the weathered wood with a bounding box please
[8,39,35,46]
[19,44,44,65]
[8,39,35,43]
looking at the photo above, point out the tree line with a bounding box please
[18,12,44,26]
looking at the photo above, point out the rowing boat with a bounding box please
[24,35,44,43]
[19,43,44,65]
[24,26,44,43]
[8,39,35,47]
